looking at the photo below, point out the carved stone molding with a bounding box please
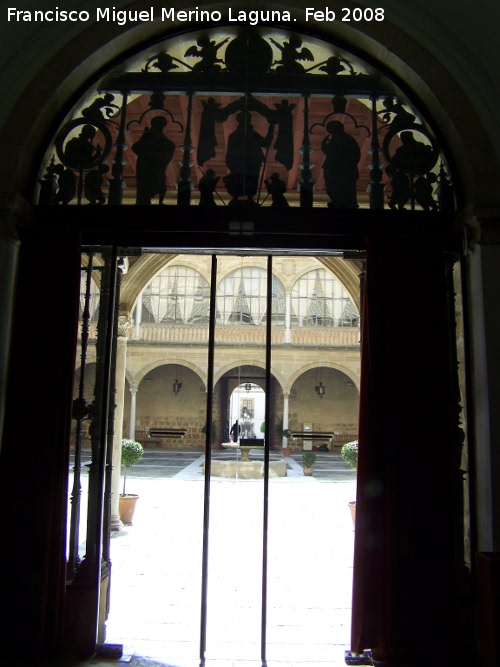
[0,192,33,243]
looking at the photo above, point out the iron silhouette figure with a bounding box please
[64,125,102,171]
[321,121,361,208]
[381,96,416,131]
[392,130,434,176]
[319,56,347,77]
[414,173,439,210]
[84,164,109,205]
[386,165,411,210]
[132,116,176,205]
[198,168,220,206]
[184,35,229,73]
[82,93,118,123]
[223,112,275,205]
[272,99,296,170]
[270,36,314,73]
[151,52,179,73]
[196,97,230,166]
[265,173,289,207]
[53,164,76,205]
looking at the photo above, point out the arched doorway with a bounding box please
[229,382,265,440]
[0,10,481,667]
[47,21,463,664]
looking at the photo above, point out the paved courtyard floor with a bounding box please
[67,449,357,667]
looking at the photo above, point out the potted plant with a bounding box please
[119,438,144,525]
[341,439,358,525]
[282,428,292,457]
[301,450,317,475]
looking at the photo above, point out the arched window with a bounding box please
[291,269,359,327]
[141,265,211,324]
[217,267,285,325]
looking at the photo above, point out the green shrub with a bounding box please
[301,451,317,467]
[121,439,144,495]
[121,439,144,467]
[340,440,358,470]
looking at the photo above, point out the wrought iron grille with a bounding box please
[37,27,455,212]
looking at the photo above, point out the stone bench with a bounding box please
[290,431,336,441]
[148,428,188,440]
[289,431,336,451]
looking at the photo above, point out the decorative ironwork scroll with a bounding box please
[36,28,455,212]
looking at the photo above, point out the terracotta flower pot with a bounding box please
[303,466,313,476]
[282,447,291,457]
[119,494,139,525]
[348,501,356,526]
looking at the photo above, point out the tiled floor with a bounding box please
[61,450,357,667]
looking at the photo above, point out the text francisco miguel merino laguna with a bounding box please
[7,6,349,25]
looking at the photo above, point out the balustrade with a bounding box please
[87,322,359,347]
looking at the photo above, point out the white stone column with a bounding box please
[134,292,142,340]
[285,292,292,343]
[110,315,133,530]
[282,392,290,449]
[129,384,138,439]
[462,207,500,552]
[0,196,24,453]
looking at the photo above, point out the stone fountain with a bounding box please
[203,439,287,479]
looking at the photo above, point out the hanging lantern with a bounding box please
[315,381,325,398]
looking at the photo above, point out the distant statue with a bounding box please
[198,168,219,206]
[53,164,76,205]
[84,164,109,205]
[224,112,275,205]
[184,35,229,73]
[64,124,102,171]
[265,172,289,207]
[321,121,361,208]
[132,116,176,205]
[270,36,314,73]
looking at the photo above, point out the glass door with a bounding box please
[72,248,358,665]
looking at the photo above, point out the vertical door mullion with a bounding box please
[199,254,218,667]
[74,245,118,656]
[261,255,273,667]
[68,252,94,575]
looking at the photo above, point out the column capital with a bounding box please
[457,202,500,250]
[117,315,134,337]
